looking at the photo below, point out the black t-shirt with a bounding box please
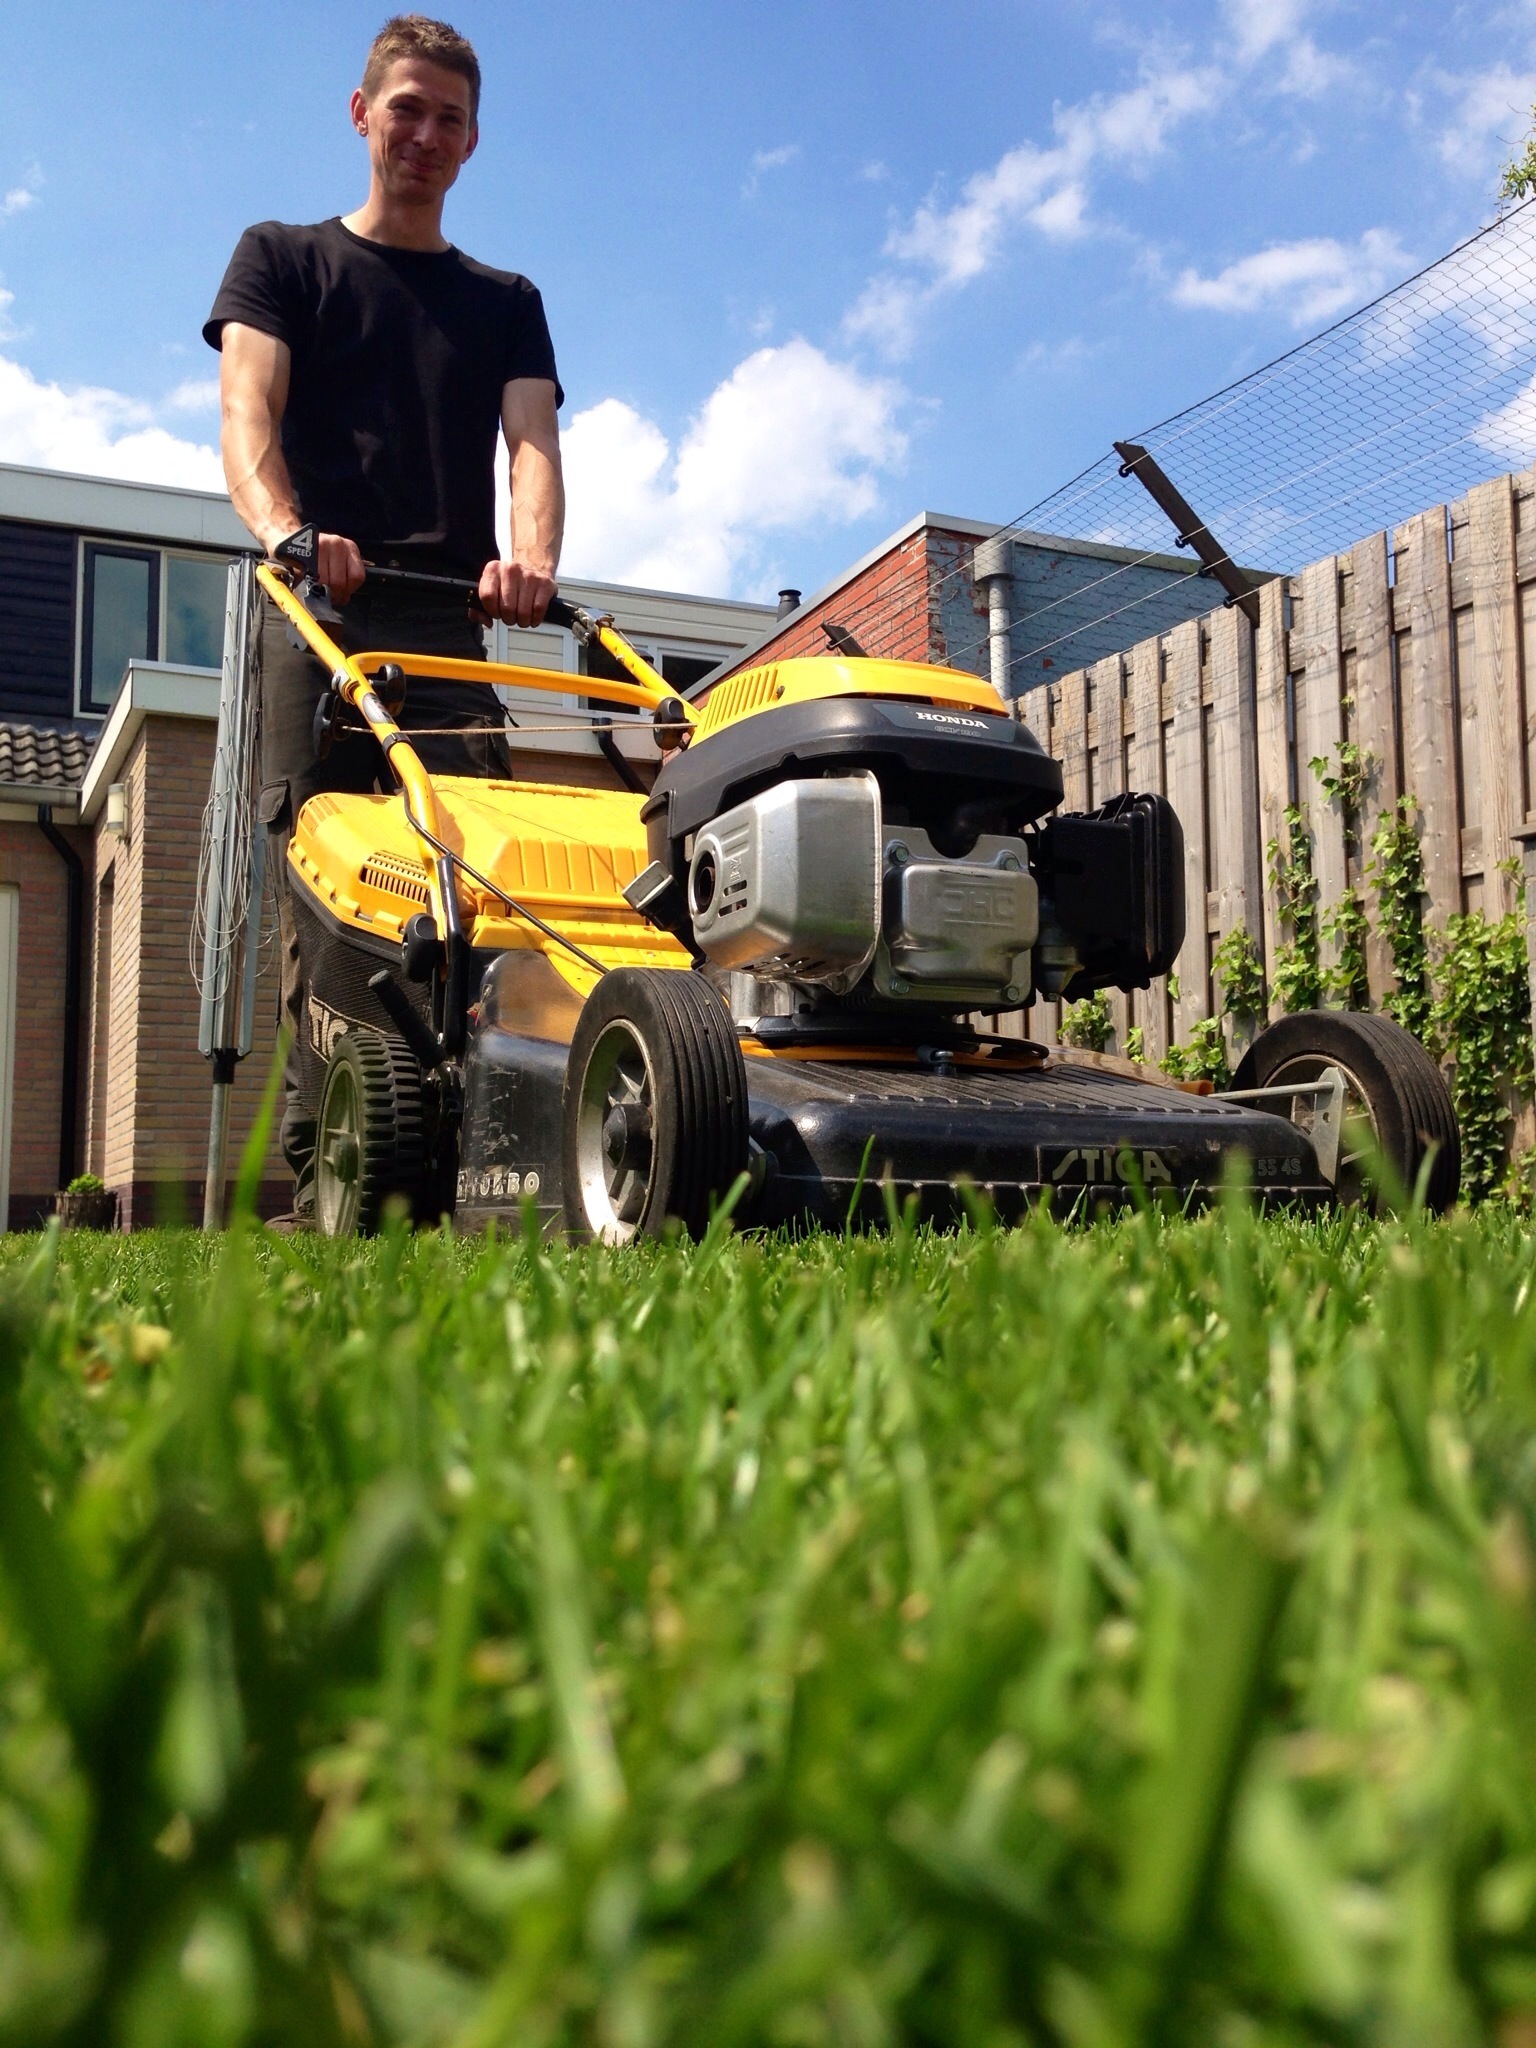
[204,217,562,577]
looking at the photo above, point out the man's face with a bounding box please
[351,58,477,207]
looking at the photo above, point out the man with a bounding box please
[205,13,564,1223]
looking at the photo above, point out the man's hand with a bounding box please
[312,532,366,606]
[477,556,557,630]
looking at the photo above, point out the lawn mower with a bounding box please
[256,551,1460,1239]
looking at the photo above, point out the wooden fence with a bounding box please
[1025,459,1536,1070]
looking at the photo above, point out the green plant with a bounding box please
[1367,796,1433,1043]
[63,1173,105,1196]
[1266,805,1322,1012]
[1160,1015,1232,1087]
[1320,888,1370,1010]
[1502,107,1536,201]
[1211,925,1265,1024]
[1124,1024,1146,1063]
[1431,902,1535,1200]
[1309,735,1374,850]
[1060,988,1113,1051]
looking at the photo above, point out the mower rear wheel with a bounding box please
[1231,1009,1459,1212]
[314,1027,428,1236]
[562,968,749,1243]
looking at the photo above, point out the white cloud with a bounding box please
[0,316,900,602]
[557,338,906,595]
[742,143,800,197]
[1220,0,1348,95]
[1474,369,1536,466]
[841,5,1356,360]
[0,164,41,222]
[1435,64,1536,179]
[889,65,1219,289]
[842,274,926,359]
[0,351,222,489]
[844,62,1219,356]
[163,377,221,413]
[1170,228,1411,326]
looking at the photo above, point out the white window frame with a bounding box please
[75,538,233,718]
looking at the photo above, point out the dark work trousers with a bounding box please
[257,583,512,1208]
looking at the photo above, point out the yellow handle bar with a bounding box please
[254,562,692,937]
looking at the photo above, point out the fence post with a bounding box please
[1292,557,1349,983]
[1253,577,1290,1020]
[1395,507,1462,929]
[1128,633,1169,1063]
[1206,606,1263,1055]
[1349,530,1399,1004]
[1166,618,1208,1043]
[1467,475,1524,917]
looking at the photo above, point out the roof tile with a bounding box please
[0,723,92,790]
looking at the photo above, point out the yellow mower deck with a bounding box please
[289,777,686,1000]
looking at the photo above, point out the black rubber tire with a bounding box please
[314,1028,427,1236]
[561,968,750,1242]
[1231,1009,1460,1213]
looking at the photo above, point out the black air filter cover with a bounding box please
[644,697,1064,869]
[1035,791,1185,994]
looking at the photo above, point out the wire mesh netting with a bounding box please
[1026,195,1536,556]
[809,198,1536,691]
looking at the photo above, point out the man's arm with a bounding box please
[218,323,365,601]
[478,376,564,630]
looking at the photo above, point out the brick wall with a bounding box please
[0,817,90,1226]
[726,531,942,675]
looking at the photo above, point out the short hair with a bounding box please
[362,15,481,120]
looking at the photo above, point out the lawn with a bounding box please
[1,1203,1535,2047]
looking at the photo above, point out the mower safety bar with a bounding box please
[254,560,691,943]
[266,533,678,704]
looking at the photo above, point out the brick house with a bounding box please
[0,460,774,1226]
[709,511,1253,695]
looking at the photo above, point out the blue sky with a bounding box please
[1,0,1532,598]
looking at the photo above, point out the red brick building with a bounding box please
[708,510,1235,696]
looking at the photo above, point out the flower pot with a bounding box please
[55,1189,118,1231]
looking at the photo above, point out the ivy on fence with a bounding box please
[1431,892,1534,1200]
[1059,989,1114,1052]
[1367,797,1433,1042]
[1266,805,1323,1013]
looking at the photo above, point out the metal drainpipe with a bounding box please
[36,803,84,1192]
[971,535,1017,718]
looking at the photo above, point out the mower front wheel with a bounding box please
[313,1027,428,1236]
[561,968,749,1243]
[1231,1009,1459,1212]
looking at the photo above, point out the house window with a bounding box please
[583,637,733,709]
[165,554,230,670]
[78,541,236,715]
[81,545,159,713]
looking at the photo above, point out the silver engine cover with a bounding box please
[873,825,1038,1003]
[688,774,882,988]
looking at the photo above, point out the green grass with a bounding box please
[1,1204,1536,2046]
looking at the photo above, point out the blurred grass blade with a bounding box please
[324,1472,428,1634]
[0,1314,108,1737]
[1116,1518,1294,2019]
[526,1471,626,1842]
